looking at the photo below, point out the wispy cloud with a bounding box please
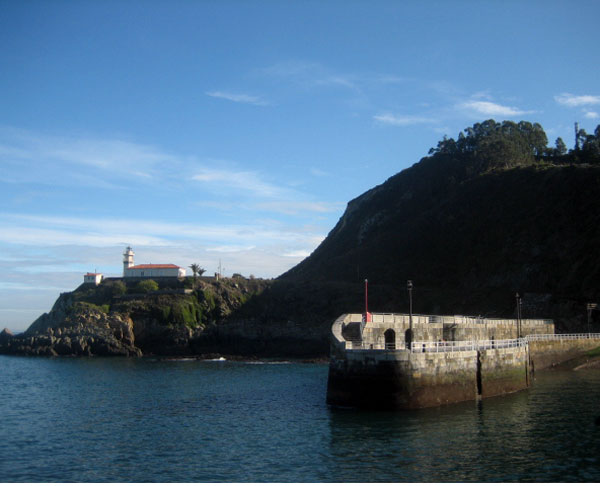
[0,213,325,250]
[373,113,436,126]
[310,167,329,177]
[261,61,359,91]
[584,111,599,119]
[205,90,269,106]
[0,127,175,186]
[554,93,600,107]
[253,201,343,215]
[192,167,286,198]
[458,100,534,117]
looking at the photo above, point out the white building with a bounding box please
[122,246,186,278]
[83,273,104,285]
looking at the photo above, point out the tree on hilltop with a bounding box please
[189,263,206,288]
[429,119,549,172]
[554,137,567,156]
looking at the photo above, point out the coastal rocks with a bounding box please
[0,306,142,358]
[0,328,13,344]
[132,317,201,356]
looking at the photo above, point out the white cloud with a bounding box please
[0,127,176,186]
[309,167,329,177]
[282,250,311,258]
[253,201,343,215]
[584,111,599,119]
[373,113,436,126]
[0,213,324,250]
[458,100,534,117]
[554,93,600,107]
[192,167,286,198]
[261,61,359,91]
[205,90,268,106]
[205,245,256,253]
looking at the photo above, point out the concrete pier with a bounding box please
[327,313,600,410]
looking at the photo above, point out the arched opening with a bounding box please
[384,329,396,350]
[404,329,413,350]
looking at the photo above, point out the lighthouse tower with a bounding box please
[123,246,135,276]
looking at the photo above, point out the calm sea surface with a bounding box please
[1,355,599,482]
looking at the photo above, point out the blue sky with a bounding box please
[1,0,599,331]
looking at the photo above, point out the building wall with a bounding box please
[83,274,103,285]
[124,267,185,278]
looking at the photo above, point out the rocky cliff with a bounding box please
[0,276,271,357]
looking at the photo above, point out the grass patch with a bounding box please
[585,346,600,358]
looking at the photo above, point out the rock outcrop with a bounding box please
[0,276,273,358]
[0,294,141,357]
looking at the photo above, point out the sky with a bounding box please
[1,0,599,331]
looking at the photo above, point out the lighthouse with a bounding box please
[123,246,135,276]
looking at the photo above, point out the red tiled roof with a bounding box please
[85,273,102,276]
[128,264,182,269]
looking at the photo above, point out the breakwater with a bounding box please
[327,313,600,409]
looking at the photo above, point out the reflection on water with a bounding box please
[0,356,598,482]
[326,370,600,482]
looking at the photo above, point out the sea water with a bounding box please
[0,355,599,482]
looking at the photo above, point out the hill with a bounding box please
[280,120,600,330]
[203,120,600,356]
[0,276,271,357]
[2,119,600,358]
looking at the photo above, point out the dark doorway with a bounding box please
[405,329,412,350]
[384,329,396,350]
[476,351,483,396]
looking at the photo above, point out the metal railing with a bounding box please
[364,312,554,327]
[344,333,600,353]
[526,333,600,341]
[411,338,527,353]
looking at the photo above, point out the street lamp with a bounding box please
[587,303,597,336]
[515,292,522,338]
[364,279,370,322]
[407,280,413,349]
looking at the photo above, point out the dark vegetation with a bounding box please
[70,275,270,331]
[281,120,600,334]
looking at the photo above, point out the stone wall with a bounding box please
[529,338,600,370]
[479,346,529,398]
[327,313,594,410]
[358,313,554,348]
[327,344,530,409]
[362,314,443,348]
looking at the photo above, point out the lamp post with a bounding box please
[587,303,597,336]
[515,292,522,338]
[364,279,369,321]
[407,280,413,349]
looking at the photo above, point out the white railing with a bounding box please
[365,312,554,327]
[526,333,600,342]
[411,338,527,353]
[343,333,600,353]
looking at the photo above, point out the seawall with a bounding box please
[529,337,600,370]
[327,313,600,410]
[327,345,529,409]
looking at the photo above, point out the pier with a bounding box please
[327,312,600,409]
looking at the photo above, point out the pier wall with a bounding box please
[328,314,599,410]
[529,338,600,370]
[354,313,554,349]
[326,345,529,409]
